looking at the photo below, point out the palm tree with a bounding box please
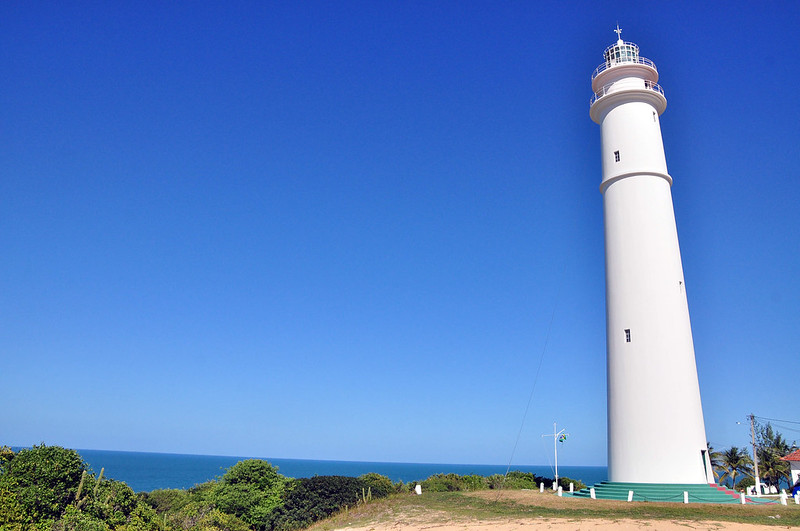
[717,446,753,489]
[707,443,723,482]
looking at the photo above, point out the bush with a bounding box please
[0,446,166,530]
[187,480,217,502]
[420,473,488,492]
[486,474,506,489]
[85,478,140,528]
[0,486,29,529]
[209,459,287,530]
[164,501,250,531]
[558,476,586,491]
[0,445,87,523]
[358,473,395,497]
[0,446,15,474]
[487,471,550,490]
[52,505,110,531]
[191,508,251,531]
[419,474,460,492]
[139,488,192,514]
[736,477,755,492]
[270,475,380,530]
[119,503,169,531]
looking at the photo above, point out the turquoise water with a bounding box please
[74,449,607,492]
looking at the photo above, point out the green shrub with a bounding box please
[191,508,252,531]
[358,473,395,497]
[486,474,506,489]
[139,488,192,514]
[393,479,409,493]
[0,445,87,522]
[420,473,488,492]
[0,446,15,474]
[736,477,755,492]
[0,486,30,529]
[163,501,212,529]
[0,445,166,530]
[461,474,489,491]
[487,471,550,490]
[558,476,586,491]
[187,480,217,502]
[209,459,287,530]
[52,505,110,531]
[508,471,548,489]
[85,478,139,528]
[270,475,381,530]
[119,503,170,531]
[419,474,459,492]
[164,501,250,531]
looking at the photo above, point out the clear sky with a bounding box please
[2,1,799,467]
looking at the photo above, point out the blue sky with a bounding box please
[2,1,798,467]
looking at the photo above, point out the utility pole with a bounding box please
[542,422,568,482]
[750,413,761,496]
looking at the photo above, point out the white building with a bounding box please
[782,449,800,486]
[590,29,713,484]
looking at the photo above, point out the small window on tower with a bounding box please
[614,151,620,162]
[624,329,631,342]
[653,111,657,122]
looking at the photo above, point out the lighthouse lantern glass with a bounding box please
[604,42,639,66]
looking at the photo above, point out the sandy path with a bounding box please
[345,519,787,530]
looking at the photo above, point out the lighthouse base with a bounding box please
[570,482,770,504]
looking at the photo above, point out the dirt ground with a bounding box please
[345,521,790,530]
[338,490,796,531]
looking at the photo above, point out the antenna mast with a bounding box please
[542,422,568,482]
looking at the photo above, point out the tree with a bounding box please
[707,443,723,481]
[0,445,167,530]
[716,446,753,489]
[0,444,87,523]
[755,422,792,490]
[208,459,287,530]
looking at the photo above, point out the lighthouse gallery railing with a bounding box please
[591,56,657,80]
[590,80,664,107]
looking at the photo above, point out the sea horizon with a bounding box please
[76,447,606,468]
[9,447,607,492]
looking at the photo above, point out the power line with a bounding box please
[753,415,800,425]
[769,423,800,436]
[497,260,567,498]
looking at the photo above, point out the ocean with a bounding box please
[73,449,607,492]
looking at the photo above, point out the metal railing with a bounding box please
[590,80,664,106]
[592,57,657,80]
[602,40,640,57]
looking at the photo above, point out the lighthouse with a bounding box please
[590,28,713,485]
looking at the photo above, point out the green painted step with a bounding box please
[568,482,766,504]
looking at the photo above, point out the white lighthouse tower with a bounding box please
[590,28,713,485]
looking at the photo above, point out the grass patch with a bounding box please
[309,490,800,529]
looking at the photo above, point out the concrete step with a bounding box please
[569,482,759,504]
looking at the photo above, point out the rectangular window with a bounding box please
[614,150,620,162]
[624,329,631,342]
